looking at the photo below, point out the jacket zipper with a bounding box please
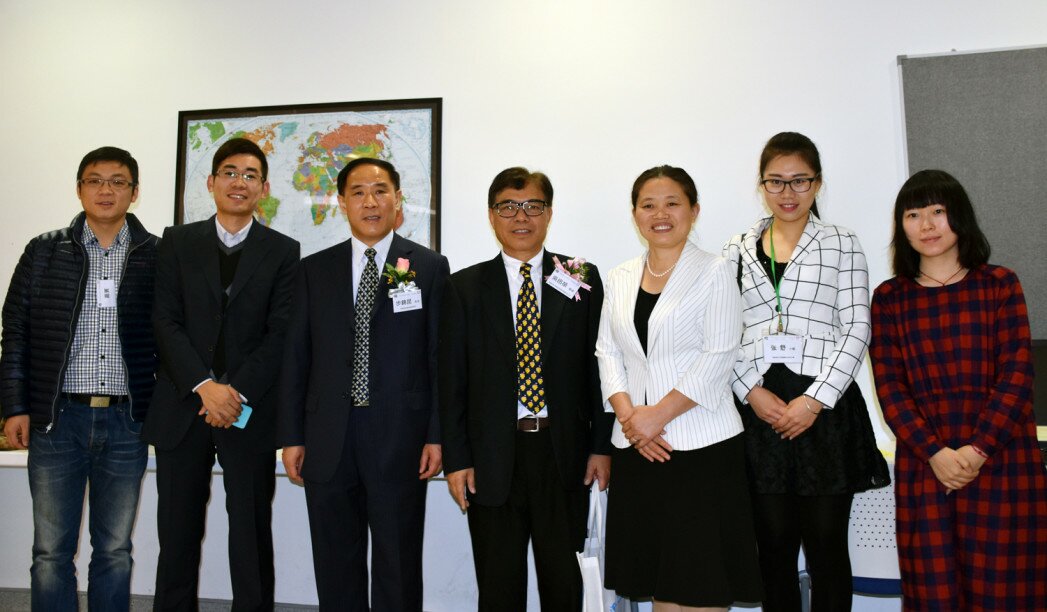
[46,236,88,432]
[121,239,143,421]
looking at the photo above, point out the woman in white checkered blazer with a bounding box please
[723,133,889,612]
[597,166,762,609]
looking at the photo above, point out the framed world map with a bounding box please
[175,98,442,255]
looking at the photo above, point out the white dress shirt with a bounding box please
[351,232,394,302]
[596,241,744,450]
[215,217,252,248]
[501,249,549,419]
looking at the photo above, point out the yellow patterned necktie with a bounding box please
[516,262,546,414]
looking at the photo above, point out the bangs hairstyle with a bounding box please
[891,169,991,278]
[77,146,139,186]
[211,138,268,181]
[630,165,698,209]
[759,131,822,218]
[488,167,553,208]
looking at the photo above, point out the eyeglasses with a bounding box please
[78,178,135,191]
[215,170,262,184]
[760,176,820,194]
[492,199,548,218]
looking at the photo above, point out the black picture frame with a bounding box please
[174,97,442,253]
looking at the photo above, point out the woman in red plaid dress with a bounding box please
[870,169,1047,611]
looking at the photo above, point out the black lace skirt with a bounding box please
[737,363,891,496]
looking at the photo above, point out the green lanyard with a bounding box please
[768,220,785,333]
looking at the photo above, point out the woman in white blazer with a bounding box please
[723,133,889,612]
[597,166,761,611]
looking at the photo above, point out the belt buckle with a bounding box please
[89,396,110,408]
[522,417,540,433]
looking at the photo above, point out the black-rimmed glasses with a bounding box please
[760,176,820,194]
[492,199,548,218]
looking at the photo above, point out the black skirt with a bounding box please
[604,434,763,607]
[737,363,891,495]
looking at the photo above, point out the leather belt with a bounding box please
[63,393,129,408]
[517,417,550,432]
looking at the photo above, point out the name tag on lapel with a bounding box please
[546,268,581,299]
[392,291,423,313]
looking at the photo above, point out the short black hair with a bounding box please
[630,165,698,209]
[336,157,401,196]
[891,169,991,278]
[487,167,553,208]
[211,138,268,181]
[77,146,139,186]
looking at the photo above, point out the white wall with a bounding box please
[2,0,1045,608]
[2,0,1044,440]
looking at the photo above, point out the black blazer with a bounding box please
[277,233,449,483]
[142,218,300,452]
[439,250,613,507]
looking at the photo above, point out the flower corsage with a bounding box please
[383,257,419,297]
[545,255,593,301]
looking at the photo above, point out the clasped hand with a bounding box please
[196,380,242,428]
[747,387,820,440]
[929,446,986,492]
[620,405,673,463]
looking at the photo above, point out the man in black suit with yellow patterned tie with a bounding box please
[439,166,613,611]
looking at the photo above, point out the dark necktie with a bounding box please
[515,262,545,414]
[352,248,379,406]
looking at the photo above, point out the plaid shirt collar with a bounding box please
[80,220,130,249]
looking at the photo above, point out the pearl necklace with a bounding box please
[645,255,677,278]
[919,265,965,286]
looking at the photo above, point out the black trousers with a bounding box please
[153,416,276,612]
[752,492,855,612]
[303,406,428,612]
[466,429,588,612]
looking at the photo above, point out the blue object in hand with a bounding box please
[233,404,253,429]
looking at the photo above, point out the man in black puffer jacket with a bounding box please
[0,146,158,612]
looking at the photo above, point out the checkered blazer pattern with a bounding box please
[722,215,870,409]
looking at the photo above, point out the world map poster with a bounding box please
[175,98,441,256]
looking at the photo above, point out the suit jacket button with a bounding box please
[208,345,214,352]
[341,392,350,400]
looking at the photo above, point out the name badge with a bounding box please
[763,335,802,363]
[392,290,423,313]
[96,279,117,308]
[546,268,581,299]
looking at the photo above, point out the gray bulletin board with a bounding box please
[900,46,1047,338]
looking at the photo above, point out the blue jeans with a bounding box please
[27,397,148,612]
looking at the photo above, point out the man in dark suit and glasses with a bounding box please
[278,157,449,611]
[439,167,613,611]
[143,138,300,611]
